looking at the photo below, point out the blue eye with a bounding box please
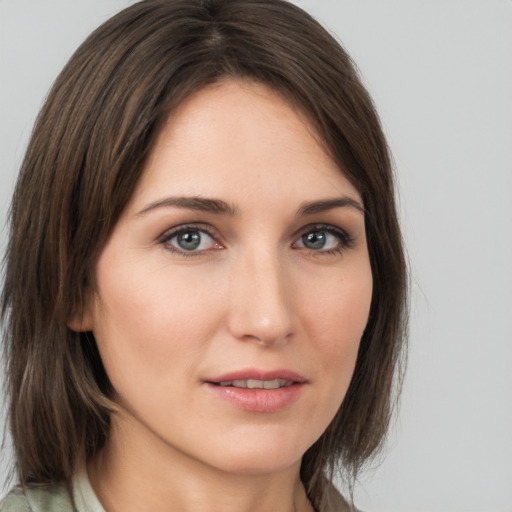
[164,228,217,252]
[301,231,329,250]
[295,227,351,253]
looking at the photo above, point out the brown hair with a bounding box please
[1,0,407,507]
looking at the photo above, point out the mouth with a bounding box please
[205,368,306,388]
[204,369,306,413]
[214,379,293,389]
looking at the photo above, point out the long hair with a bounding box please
[1,0,407,507]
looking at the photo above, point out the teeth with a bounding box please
[263,379,281,389]
[217,379,291,389]
[247,379,261,389]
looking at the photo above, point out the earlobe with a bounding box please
[67,307,94,333]
[67,315,93,332]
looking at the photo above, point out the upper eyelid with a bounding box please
[159,223,218,241]
[159,221,348,235]
[292,222,350,240]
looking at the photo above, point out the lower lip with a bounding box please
[205,383,305,413]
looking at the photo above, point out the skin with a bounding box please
[73,80,373,512]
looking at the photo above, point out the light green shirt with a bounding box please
[0,470,353,511]
[0,470,103,512]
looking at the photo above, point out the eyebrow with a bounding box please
[136,196,239,216]
[297,197,365,216]
[136,195,365,217]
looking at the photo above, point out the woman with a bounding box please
[1,0,407,511]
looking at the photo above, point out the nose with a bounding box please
[227,249,295,347]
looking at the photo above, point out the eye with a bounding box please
[161,226,221,254]
[294,226,353,254]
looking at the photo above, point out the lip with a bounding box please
[206,368,307,384]
[204,368,307,413]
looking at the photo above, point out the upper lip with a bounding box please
[205,368,307,384]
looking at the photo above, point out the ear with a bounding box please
[67,311,94,332]
[67,298,95,332]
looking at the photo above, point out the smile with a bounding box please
[204,369,307,413]
[216,379,293,389]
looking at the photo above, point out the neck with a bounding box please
[87,414,314,512]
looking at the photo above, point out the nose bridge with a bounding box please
[228,245,294,346]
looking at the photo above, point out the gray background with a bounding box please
[1,1,511,511]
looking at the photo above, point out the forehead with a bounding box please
[129,79,360,211]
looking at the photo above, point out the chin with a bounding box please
[211,450,303,476]
[198,428,313,476]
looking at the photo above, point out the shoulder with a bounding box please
[319,484,349,512]
[0,489,30,512]
[320,484,365,512]
[0,485,74,512]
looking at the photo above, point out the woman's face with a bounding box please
[79,80,372,476]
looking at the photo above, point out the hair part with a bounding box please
[1,0,407,507]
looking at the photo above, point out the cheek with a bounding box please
[303,262,372,337]
[90,256,225,387]
[301,265,372,385]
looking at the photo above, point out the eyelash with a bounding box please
[158,223,354,257]
[158,224,220,258]
[294,224,355,256]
